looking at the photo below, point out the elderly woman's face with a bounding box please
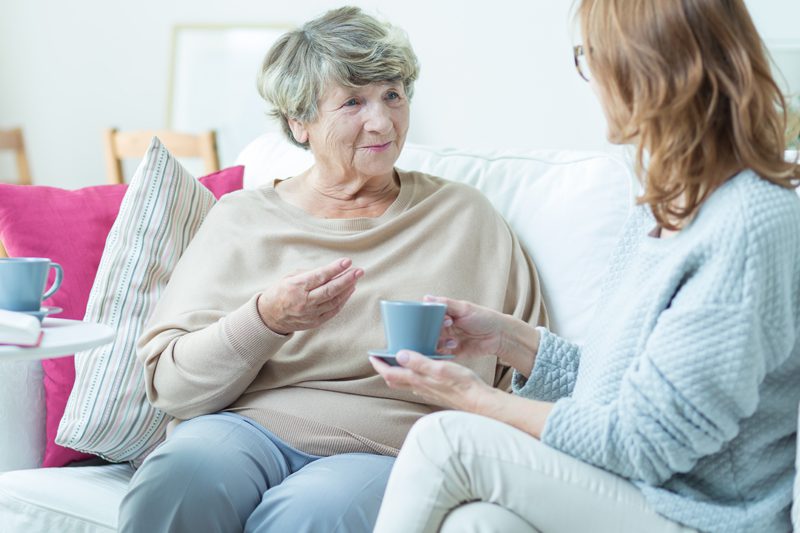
[292,81,410,181]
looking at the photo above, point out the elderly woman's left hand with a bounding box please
[369,351,494,411]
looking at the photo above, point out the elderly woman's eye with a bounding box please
[386,91,400,100]
[343,98,359,107]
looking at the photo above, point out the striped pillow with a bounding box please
[56,137,241,464]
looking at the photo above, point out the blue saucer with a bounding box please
[367,349,454,364]
[19,306,63,323]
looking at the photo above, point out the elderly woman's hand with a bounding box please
[369,351,494,411]
[257,258,364,335]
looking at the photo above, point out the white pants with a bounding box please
[374,411,696,533]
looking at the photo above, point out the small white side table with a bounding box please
[0,318,115,362]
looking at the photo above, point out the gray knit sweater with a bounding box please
[514,170,800,532]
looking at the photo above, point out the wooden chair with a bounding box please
[102,128,220,184]
[0,128,33,185]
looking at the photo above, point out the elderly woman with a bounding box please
[372,1,800,532]
[117,6,545,533]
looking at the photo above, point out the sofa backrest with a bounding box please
[236,133,635,343]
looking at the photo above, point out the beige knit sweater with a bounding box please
[137,170,547,457]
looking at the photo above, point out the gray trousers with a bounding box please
[118,412,395,532]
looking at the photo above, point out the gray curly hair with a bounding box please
[257,6,420,149]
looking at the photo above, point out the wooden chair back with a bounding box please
[0,128,32,185]
[103,128,220,184]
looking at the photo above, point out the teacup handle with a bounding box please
[42,262,63,300]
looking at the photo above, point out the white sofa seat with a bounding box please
[0,464,132,532]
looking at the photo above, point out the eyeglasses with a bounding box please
[573,44,591,82]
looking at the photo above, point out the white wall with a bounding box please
[0,0,797,188]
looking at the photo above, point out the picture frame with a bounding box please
[166,24,292,171]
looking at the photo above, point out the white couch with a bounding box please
[0,134,797,532]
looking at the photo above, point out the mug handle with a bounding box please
[42,262,63,300]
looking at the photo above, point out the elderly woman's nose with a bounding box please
[363,103,393,133]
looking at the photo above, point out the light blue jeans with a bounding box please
[118,412,395,532]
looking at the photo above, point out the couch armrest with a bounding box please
[0,360,45,472]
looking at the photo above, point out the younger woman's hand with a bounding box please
[370,351,554,439]
[369,351,493,412]
[425,295,540,375]
[425,295,506,358]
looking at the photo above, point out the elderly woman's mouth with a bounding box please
[361,142,393,152]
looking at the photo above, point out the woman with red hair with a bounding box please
[372,1,800,531]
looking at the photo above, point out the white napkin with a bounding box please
[0,309,42,346]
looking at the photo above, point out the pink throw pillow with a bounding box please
[0,166,243,467]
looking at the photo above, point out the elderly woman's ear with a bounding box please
[287,118,309,145]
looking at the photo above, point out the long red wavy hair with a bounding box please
[578,0,800,229]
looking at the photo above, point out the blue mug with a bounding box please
[0,258,63,312]
[380,300,447,355]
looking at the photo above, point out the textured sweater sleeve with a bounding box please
[511,327,581,401]
[136,197,292,419]
[540,181,800,486]
[541,301,770,485]
[139,295,291,419]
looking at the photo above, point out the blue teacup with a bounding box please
[380,300,447,356]
[0,258,63,312]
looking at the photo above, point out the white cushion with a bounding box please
[236,133,634,342]
[0,464,131,532]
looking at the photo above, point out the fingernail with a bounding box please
[443,318,453,327]
[341,258,351,267]
[396,351,410,364]
[446,339,457,349]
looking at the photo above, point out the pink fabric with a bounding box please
[0,166,243,467]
